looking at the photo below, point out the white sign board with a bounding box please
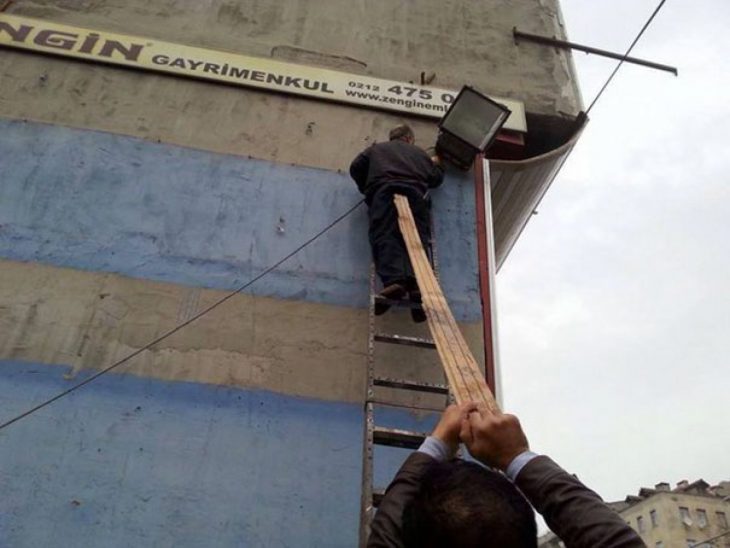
[0,14,527,132]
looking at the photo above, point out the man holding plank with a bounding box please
[350,124,444,322]
[368,404,644,548]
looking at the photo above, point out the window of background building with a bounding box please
[638,516,645,534]
[718,511,728,529]
[680,507,692,526]
[651,509,659,528]
[697,509,708,528]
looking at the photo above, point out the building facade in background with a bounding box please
[540,480,730,548]
[0,1,582,545]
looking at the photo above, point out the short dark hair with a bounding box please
[389,124,415,142]
[403,459,538,548]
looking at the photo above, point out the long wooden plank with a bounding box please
[393,194,499,412]
[393,194,479,402]
[403,219,482,404]
[398,197,493,408]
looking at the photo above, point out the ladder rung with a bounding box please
[373,377,449,395]
[373,489,385,507]
[373,426,427,449]
[373,295,423,310]
[369,398,446,413]
[374,333,436,349]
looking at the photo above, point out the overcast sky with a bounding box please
[498,0,729,508]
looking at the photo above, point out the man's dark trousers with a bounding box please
[368,183,430,289]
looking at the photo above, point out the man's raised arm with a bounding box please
[460,409,645,548]
[350,149,370,194]
[427,154,445,189]
[368,404,476,548]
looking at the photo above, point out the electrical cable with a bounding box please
[0,199,365,432]
[689,530,730,548]
[586,0,669,115]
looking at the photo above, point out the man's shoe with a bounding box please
[409,290,427,323]
[374,283,406,315]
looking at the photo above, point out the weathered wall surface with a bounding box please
[0,1,580,544]
[0,118,481,320]
[1,0,581,174]
[0,360,440,547]
[7,0,580,113]
[0,116,482,543]
[0,258,482,403]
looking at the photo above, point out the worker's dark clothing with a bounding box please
[368,452,645,548]
[350,140,445,201]
[367,184,431,287]
[350,140,444,288]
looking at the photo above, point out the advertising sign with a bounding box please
[0,14,527,132]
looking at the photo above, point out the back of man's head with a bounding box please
[389,124,415,143]
[403,459,537,548]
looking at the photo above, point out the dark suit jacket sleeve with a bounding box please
[366,452,435,548]
[350,150,370,194]
[515,456,645,548]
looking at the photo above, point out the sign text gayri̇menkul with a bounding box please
[150,54,334,94]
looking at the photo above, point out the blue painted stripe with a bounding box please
[0,118,481,320]
[0,359,440,547]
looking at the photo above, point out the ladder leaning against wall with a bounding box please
[358,194,499,546]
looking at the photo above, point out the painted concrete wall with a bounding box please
[1,0,581,176]
[0,118,481,321]
[0,117,482,543]
[0,257,482,405]
[0,359,439,547]
[7,0,580,118]
[0,0,581,543]
[0,116,481,544]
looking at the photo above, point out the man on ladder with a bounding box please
[350,124,444,322]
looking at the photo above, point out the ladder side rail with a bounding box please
[358,266,377,547]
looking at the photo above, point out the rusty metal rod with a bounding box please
[513,28,678,75]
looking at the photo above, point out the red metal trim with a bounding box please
[473,154,497,395]
[495,130,525,146]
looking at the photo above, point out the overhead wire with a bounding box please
[0,198,365,432]
[586,0,669,114]
[515,0,671,245]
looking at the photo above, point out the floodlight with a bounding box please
[435,85,511,170]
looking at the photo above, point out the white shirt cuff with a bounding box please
[417,436,452,462]
[505,450,539,481]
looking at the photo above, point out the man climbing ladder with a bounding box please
[349,124,444,322]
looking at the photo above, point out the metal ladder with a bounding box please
[358,235,452,546]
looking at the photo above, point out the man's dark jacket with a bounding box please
[368,452,645,548]
[350,140,444,202]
